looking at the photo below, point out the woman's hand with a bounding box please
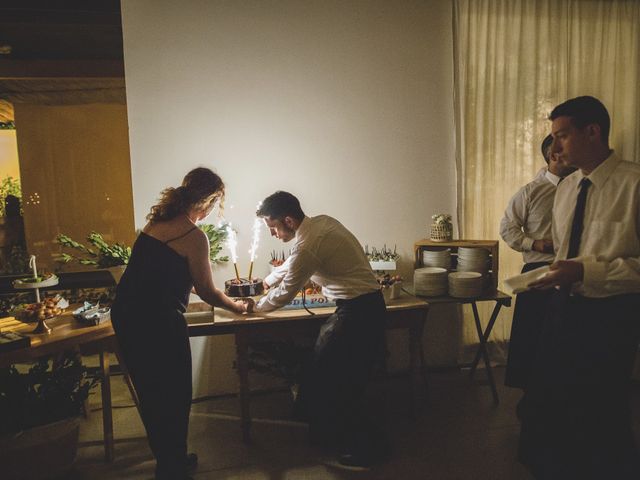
[235,298,255,314]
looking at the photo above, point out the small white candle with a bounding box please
[29,255,38,278]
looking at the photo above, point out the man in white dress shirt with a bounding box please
[520,96,640,479]
[252,191,387,469]
[500,135,575,402]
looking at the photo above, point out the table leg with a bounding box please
[99,350,114,462]
[114,349,140,412]
[468,302,501,405]
[469,302,503,376]
[234,329,251,443]
[408,319,422,417]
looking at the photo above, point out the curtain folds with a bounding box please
[453,0,640,359]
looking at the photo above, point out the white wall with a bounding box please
[121,0,457,395]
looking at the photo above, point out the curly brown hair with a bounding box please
[146,167,225,223]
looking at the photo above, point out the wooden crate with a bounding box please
[413,239,499,291]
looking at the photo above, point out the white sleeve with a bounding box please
[255,248,320,312]
[499,186,535,252]
[263,257,291,287]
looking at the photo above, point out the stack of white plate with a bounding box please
[422,248,451,270]
[448,272,484,298]
[456,247,490,273]
[414,267,448,296]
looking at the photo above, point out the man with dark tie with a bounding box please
[519,96,640,479]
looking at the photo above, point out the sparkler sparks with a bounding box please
[224,222,241,280]
[248,201,263,280]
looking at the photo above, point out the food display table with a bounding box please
[1,294,429,455]
[405,286,512,404]
[413,238,511,404]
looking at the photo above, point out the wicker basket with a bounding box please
[430,223,453,242]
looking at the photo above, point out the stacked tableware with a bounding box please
[414,267,448,296]
[456,247,490,274]
[448,271,484,298]
[421,248,451,270]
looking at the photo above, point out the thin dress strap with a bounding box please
[164,226,198,245]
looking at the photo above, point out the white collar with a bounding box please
[544,169,562,186]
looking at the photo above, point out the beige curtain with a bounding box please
[453,0,640,360]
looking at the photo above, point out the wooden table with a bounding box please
[186,294,430,442]
[407,287,512,404]
[0,294,429,456]
[0,312,117,461]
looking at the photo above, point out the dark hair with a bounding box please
[549,96,610,145]
[147,167,225,222]
[256,191,305,221]
[541,134,553,164]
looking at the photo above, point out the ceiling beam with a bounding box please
[0,59,124,78]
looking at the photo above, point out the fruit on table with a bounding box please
[377,274,403,287]
[23,298,63,321]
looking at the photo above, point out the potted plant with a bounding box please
[365,244,400,271]
[0,350,99,480]
[430,214,453,242]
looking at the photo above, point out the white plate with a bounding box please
[503,266,551,294]
[415,267,448,275]
[13,274,59,289]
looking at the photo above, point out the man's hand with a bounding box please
[235,298,255,314]
[528,260,584,290]
[532,238,554,254]
[262,281,270,290]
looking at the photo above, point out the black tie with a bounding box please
[567,178,592,259]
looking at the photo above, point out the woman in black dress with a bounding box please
[111,167,251,480]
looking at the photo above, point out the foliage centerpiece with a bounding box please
[198,223,230,264]
[55,232,131,268]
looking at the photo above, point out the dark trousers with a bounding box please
[111,304,193,479]
[519,292,640,479]
[303,290,387,456]
[505,262,552,389]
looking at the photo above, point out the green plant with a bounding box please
[0,175,22,217]
[0,350,99,435]
[1,245,30,275]
[55,232,131,268]
[365,244,400,262]
[199,223,229,264]
[431,213,453,226]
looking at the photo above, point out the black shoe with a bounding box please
[323,453,372,472]
[516,395,526,422]
[337,453,373,471]
[185,453,198,473]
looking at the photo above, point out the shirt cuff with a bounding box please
[254,295,276,313]
[521,237,535,252]
[263,271,279,287]
[581,258,607,290]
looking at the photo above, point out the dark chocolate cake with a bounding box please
[225,278,264,298]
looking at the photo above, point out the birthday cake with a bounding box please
[225,278,265,298]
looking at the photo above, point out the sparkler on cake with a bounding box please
[223,204,266,298]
